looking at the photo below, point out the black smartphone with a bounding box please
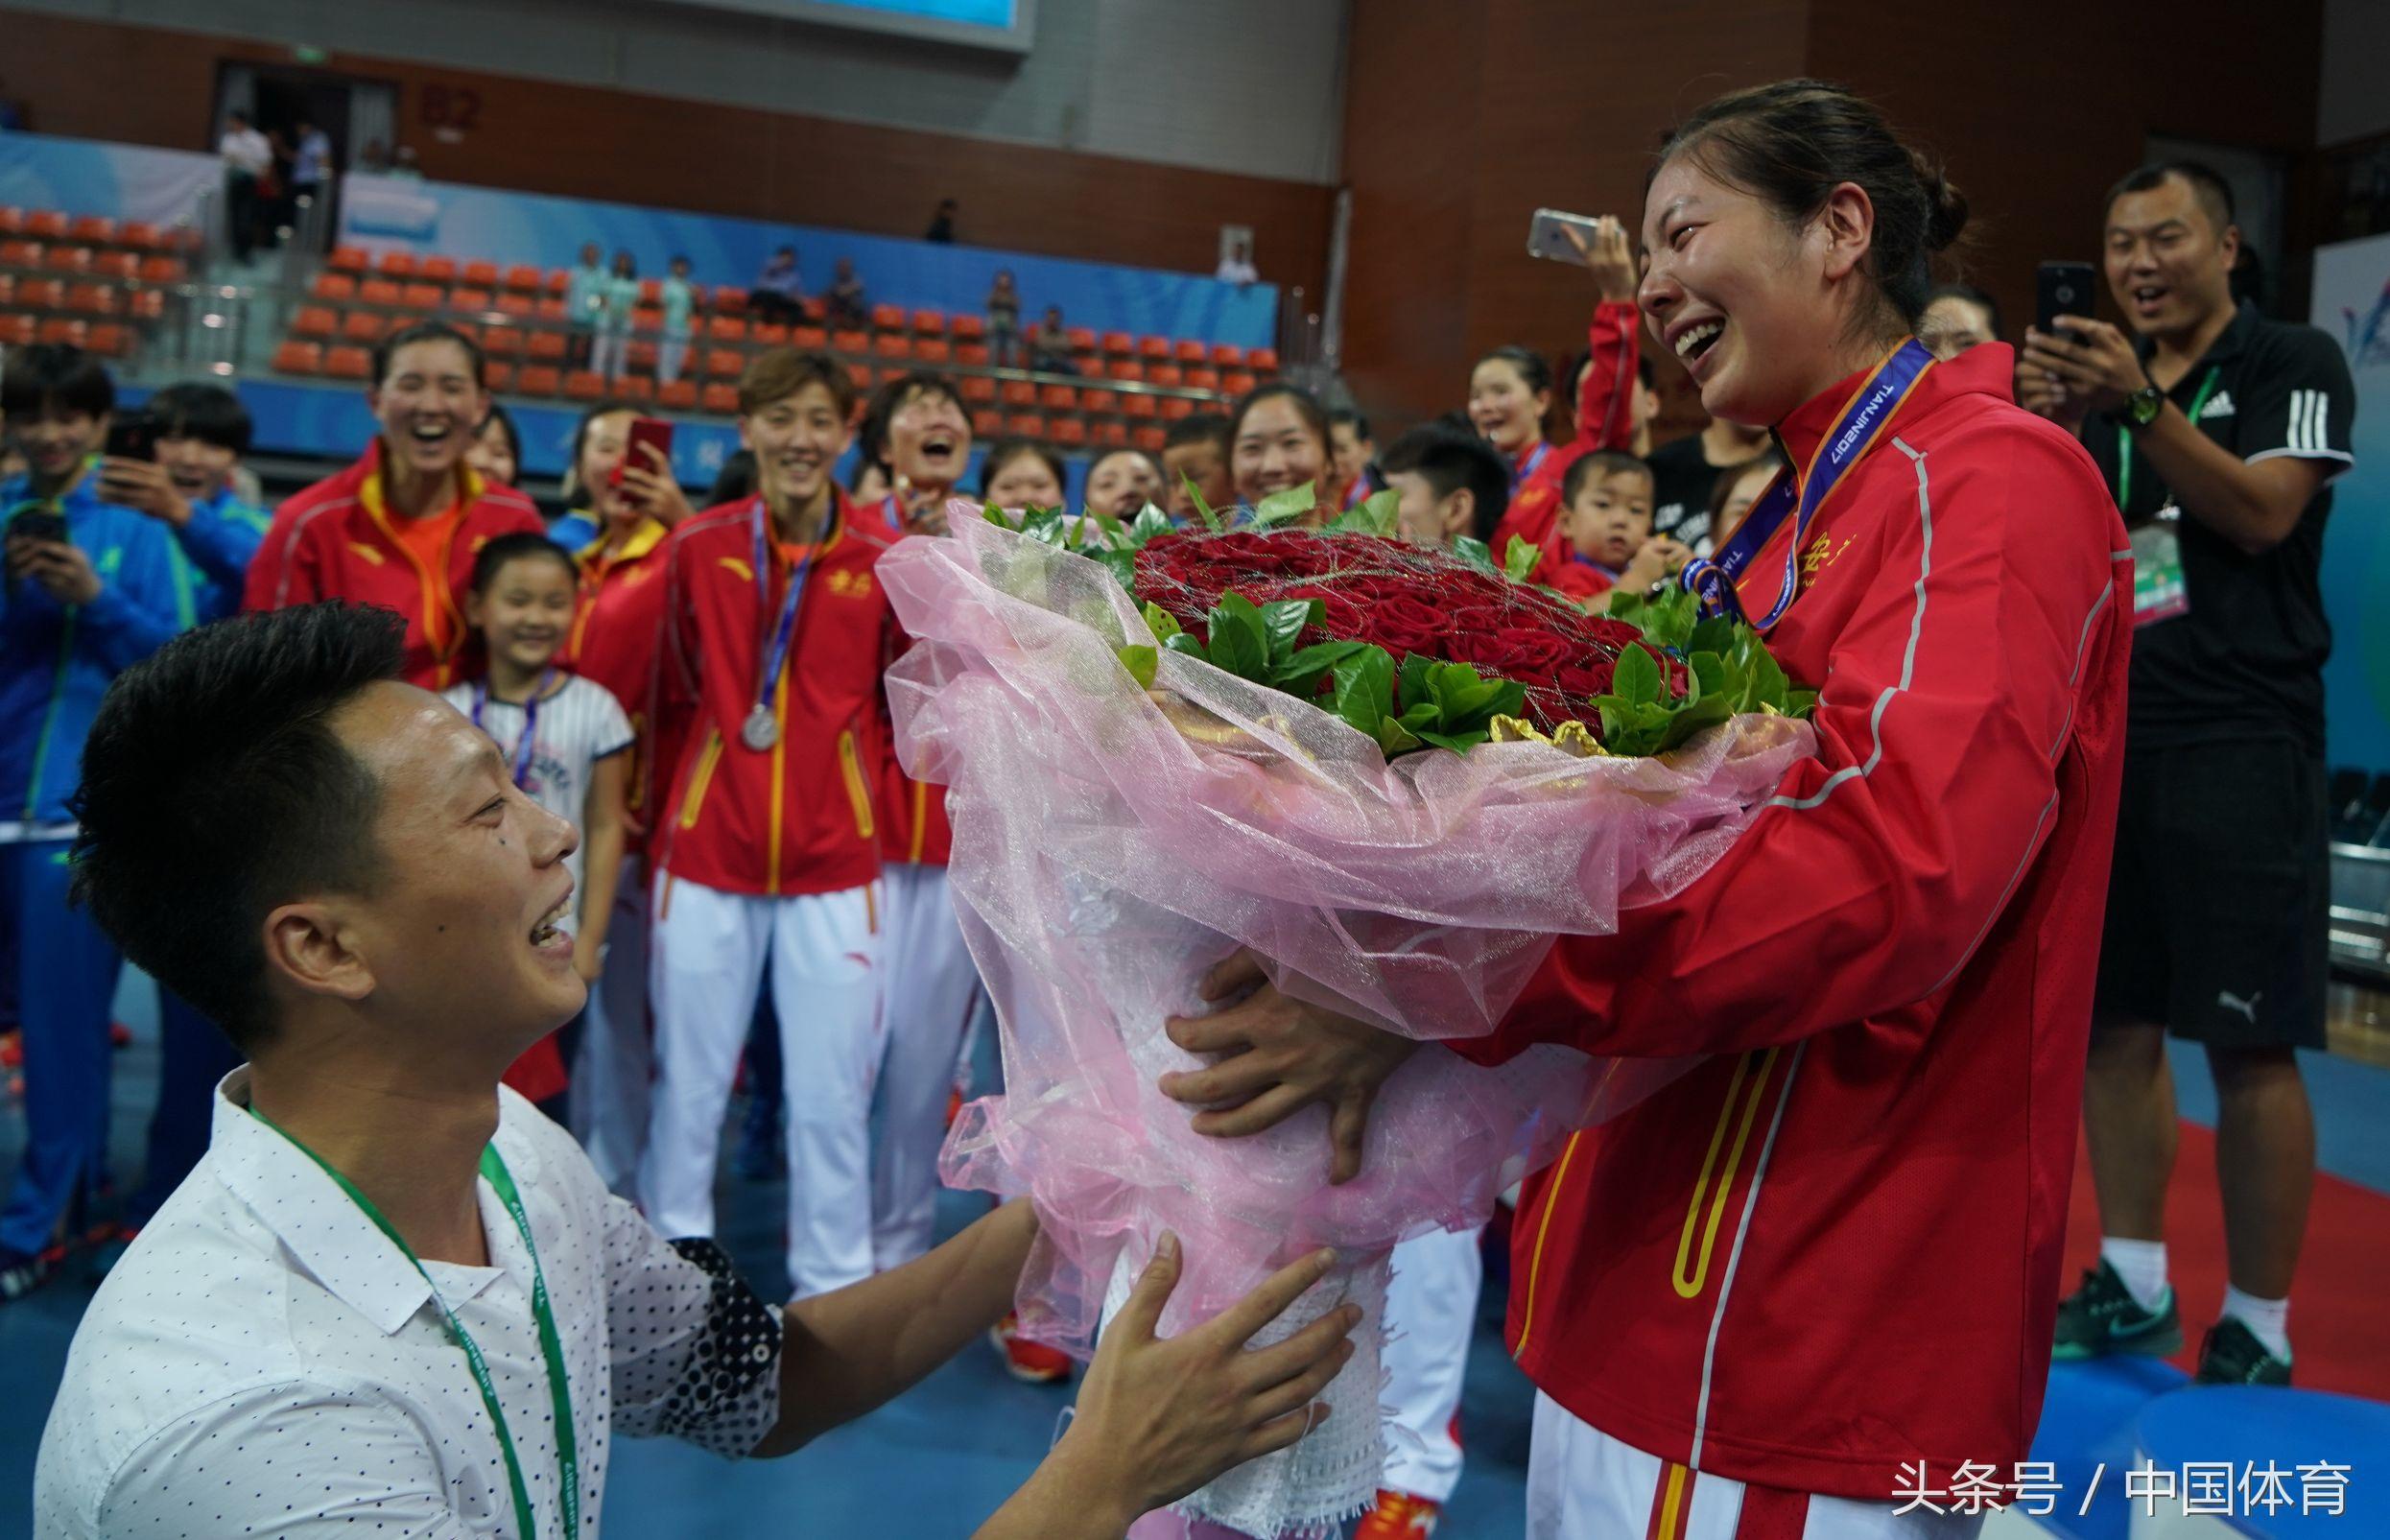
[104,415,157,463]
[2036,261,2097,336]
[8,508,68,545]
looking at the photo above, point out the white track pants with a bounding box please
[1380,1225,1483,1504]
[868,863,982,1270]
[570,859,651,1198]
[640,874,883,1297]
[1526,1391,1988,1539]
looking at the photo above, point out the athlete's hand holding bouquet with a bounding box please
[875,486,1817,1535]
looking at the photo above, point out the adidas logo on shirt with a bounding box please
[2198,391,2236,420]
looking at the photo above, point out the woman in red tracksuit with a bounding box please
[1160,80,2131,1539]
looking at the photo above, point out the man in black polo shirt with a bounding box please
[2022,161,2355,1386]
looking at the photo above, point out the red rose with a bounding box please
[1364,595,1451,657]
[1451,626,1577,678]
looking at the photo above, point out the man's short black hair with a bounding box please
[69,604,404,1051]
[1560,447,1654,508]
[145,382,253,457]
[1329,408,1371,441]
[1379,421,1510,541]
[2105,161,2236,235]
[1,344,114,420]
[1164,413,1232,453]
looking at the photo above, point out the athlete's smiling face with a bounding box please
[885,385,970,493]
[370,340,486,486]
[741,381,852,515]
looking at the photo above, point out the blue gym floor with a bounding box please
[3,993,2385,1538]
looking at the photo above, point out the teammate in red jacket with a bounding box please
[1160,82,2130,1539]
[639,349,899,1299]
[243,323,543,689]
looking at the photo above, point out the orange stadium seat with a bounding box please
[750,322,791,346]
[700,382,740,414]
[0,274,12,305]
[528,331,568,362]
[0,239,38,268]
[545,271,572,297]
[848,363,874,392]
[1039,384,1077,412]
[66,283,119,317]
[872,335,912,361]
[1080,389,1119,415]
[1138,337,1171,362]
[792,326,828,350]
[658,380,698,411]
[128,290,164,321]
[496,293,536,318]
[1223,370,1258,394]
[952,343,988,367]
[911,310,945,336]
[0,316,33,347]
[831,329,868,355]
[446,322,480,345]
[617,376,654,405]
[1050,419,1088,447]
[272,340,322,375]
[481,324,523,358]
[535,297,568,322]
[1209,344,1246,367]
[1122,393,1157,419]
[1148,365,1183,389]
[43,246,89,274]
[915,339,951,364]
[1101,332,1133,356]
[135,255,183,284]
[517,365,562,396]
[1000,380,1036,407]
[1094,421,1129,447]
[25,211,67,241]
[484,362,515,393]
[1006,414,1044,438]
[418,256,457,284]
[325,345,371,379]
[402,283,444,313]
[951,315,985,342]
[36,318,85,345]
[971,410,1004,438]
[707,315,746,343]
[1186,367,1221,392]
[1132,426,1167,451]
[627,340,659,373]
[293,305,338,338]
[504,265,544,293]
[116,221,162,250]
[90,250,137,281]
[449,287,492,313]
[329,247,369,273]
[1067,327,1098,355]
[705,348,745,379]
[343,312,387,344]
[18,277,64,311]
[85,323,128,357]
[1160,397,1195,421]
[462,260,500,289]
[68,215,116,245]
[376,251,417,279]
[961,376,998,404]
[0,207,25,236]
[1107,360,1145,384]
[309,272,357,303]
[870,303,906,332]
[1174,340,1207,365]
[564,370,605,401]
[1248,348,1279,372]
[638,278,662,306]
[800,296,827,324]
[632,305,663,334]
[712,286,749,315]
[360,278,403,308]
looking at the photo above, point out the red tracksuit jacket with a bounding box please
[1453,343,2131,1499]
[1492,298,1643,566]
[653,492,896,899]
[562,516,675,842]
[870,493,955,867]
[243,439,544,688]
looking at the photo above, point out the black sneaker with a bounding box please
[2195,1316,2292,1386]
[2051,1258,2183,1361]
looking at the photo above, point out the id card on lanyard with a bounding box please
[2118,367,2218,629]
[1679,338,1936,628]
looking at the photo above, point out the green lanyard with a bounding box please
[249,1108,580,1539]
[2116,367,2220,513]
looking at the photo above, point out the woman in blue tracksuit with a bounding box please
[0,351,253,1298]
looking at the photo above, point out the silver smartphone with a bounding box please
[1527,207,1604,266]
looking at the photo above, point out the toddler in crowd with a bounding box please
[1545,449,1688,603]
[442,533,633,1109]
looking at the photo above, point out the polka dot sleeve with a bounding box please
[599,1194,784,1458]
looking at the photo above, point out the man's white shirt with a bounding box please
[35,1070,783,1536]
[219,128,272,177]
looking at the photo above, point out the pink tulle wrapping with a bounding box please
[877,516,1813,1533]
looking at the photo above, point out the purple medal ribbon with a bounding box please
[470,668,555,790]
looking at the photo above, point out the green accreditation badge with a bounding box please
[2131,506,2190,628]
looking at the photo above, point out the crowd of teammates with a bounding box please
[2,92,2356,1534]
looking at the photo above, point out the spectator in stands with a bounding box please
[1230,381,1335,518]
[926,198,959,245]
[1027,306,1077,375]
[1163,414,1235,523]
[864,370,974,536]
[1707,448,1783,548]
[753,245,805,325]
[1922,281,2001,360]
[659,254,698,386]
[593,250,639,383]
[244,320,545,689]
[1379,419,1508,546]
[1217,239,1259,286]
[979,438,1067,509]
[467,404,522,489]
[566,242,608,369]
[2023,159,2356,1387]
[287,115,332,229]
[1085,447,1167,519]
[217,109,272,262]
[986,270,1022,368]
[1542,449,1677,605]
[825,257,867,329]
[1328,409,1376,509]
[0,345,186,1302]
[39,598,1357,1538]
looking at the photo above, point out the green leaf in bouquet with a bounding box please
[1375,717,1424,754]
[1271,639,1373,695]
[1503,535,1542,583]
[1613,642,1662,707]
[1163,630,1211,664]
[1116,644,1159,691]
[1180,472,1225,533]
[1785,687,1819,719]
[1252,483,1317,529]
[1688,615,1739,659]
[1689,651,1728,702]
[1259,598,1321,658]
[1333,487,1401,539]
[1096,550,1137,591]
[982,504,1016,530]
[1087,508,1130,550]
[1396,652,1437,712]
[1606,588,1647,624]
[1424,661,1507,724]
[1416,726,1493,754]
[1657,693,1737,751]
[1131,504,1176,545]
[1331,647,1397,742]
[1641,585,1699,653]
[1206,593,1271,681]
[1746,645,1790,713]
[1452,535,1498,574]
[1141,601,1183,643]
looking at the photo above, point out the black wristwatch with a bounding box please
[2122,383,2166,431]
